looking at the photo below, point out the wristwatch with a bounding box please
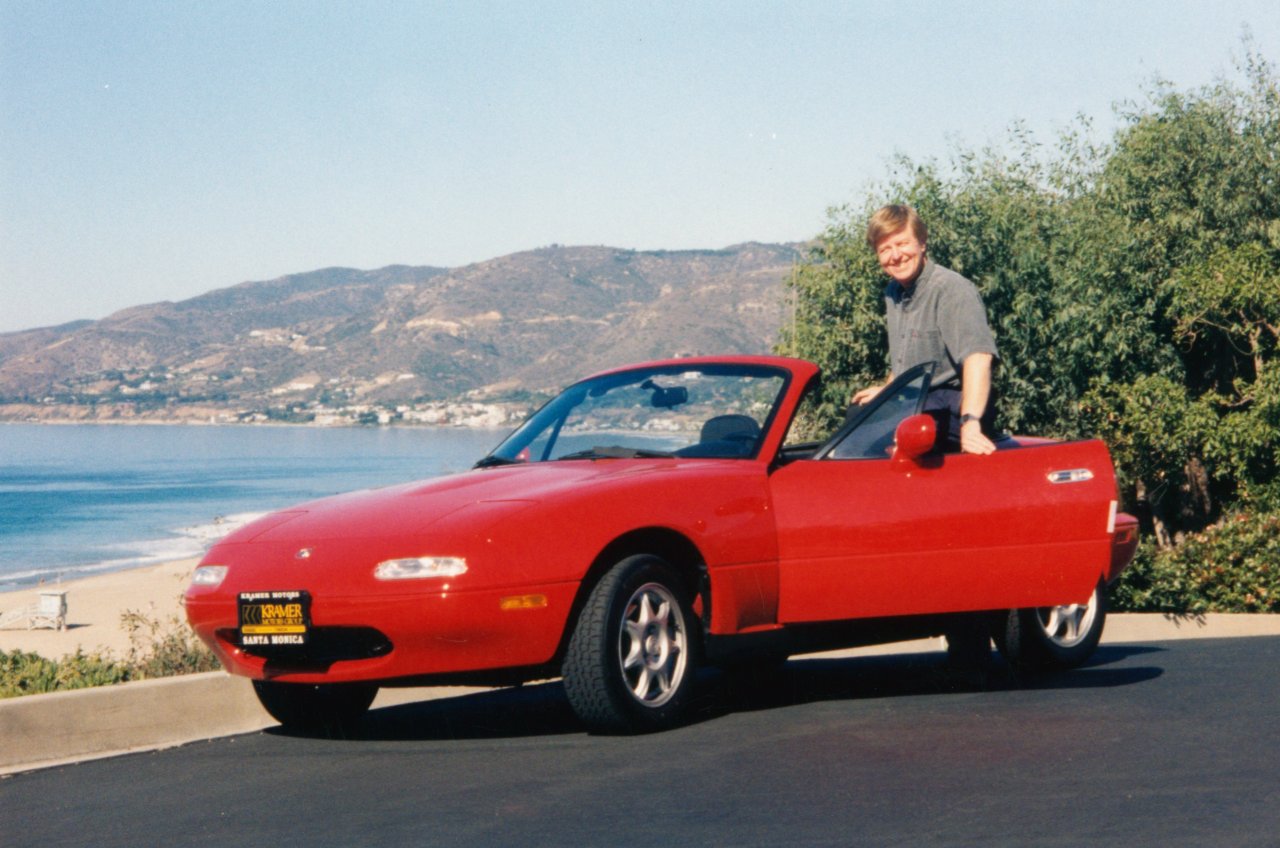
[960,414,980,426]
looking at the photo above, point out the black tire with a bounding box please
[942,614,993,686]
[995,582,1107,672]
[562,554,699,733]
[251,680,378,735]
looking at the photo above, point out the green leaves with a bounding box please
[1111,509,1280,613]
[778,209,888,425]
[1170,242,1280,371]
[0,611,218,698]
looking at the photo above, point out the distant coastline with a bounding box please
[0,399,531,429]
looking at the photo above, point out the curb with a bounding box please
[0,671,271,775]
[0,672,483,776]
[4,614,1278,776]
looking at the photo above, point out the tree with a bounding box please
[1084,47,1280,540]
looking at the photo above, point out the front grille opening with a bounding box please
[221,626,393,664]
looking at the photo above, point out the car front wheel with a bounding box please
[995,582,1107,671]
[251,680,378,735]
[562,554,699,733]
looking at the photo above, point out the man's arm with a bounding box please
[959,353,995,455]
[851,375,893,405]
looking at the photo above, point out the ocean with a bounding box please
[0,423,505,590]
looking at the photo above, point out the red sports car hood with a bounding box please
[221,459,688,545]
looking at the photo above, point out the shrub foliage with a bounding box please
[0,610,219,699]
[1112,509,1280,613]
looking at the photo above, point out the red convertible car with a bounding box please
[186,355,1138,733]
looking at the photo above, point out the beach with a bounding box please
[0,557,200,658]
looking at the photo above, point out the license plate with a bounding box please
[238,590,311,647]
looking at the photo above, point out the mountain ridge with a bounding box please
[0,242,803,424]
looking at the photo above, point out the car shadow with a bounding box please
[340,681,583,741]
[690,644,1166,723]
[271,643,1166,742]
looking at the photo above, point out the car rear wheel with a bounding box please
[562,554,699,733]
[995,583,1107,671]
[251,680,378,735]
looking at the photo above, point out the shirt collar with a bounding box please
[891,258,935,303]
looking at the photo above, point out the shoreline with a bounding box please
[0,424,507,596]
[0,417,512,430]
[0,509,263,594]
[0,557,200,658]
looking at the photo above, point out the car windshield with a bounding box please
[482,364,789,464]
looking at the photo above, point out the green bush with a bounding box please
[55,649,133,690]
[0,611,219,699]
[0,651,57,697]
[1111,507,1280,613]
[0,649,129,698]
[121,610,221,678]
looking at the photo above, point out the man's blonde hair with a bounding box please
[866,204,928,249]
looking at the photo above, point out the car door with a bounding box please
[768,368,1114,624]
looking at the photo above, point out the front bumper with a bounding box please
[186,581,579,685]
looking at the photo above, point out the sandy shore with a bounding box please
[0,558,200,658]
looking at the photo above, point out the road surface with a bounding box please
[3,637,1277,847]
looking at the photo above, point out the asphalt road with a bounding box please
[3,637,1278,848]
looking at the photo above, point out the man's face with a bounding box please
[874,226,926,285]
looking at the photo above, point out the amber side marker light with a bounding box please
[500,594,548,611]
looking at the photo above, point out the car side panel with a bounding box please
[476,462,782,634]
[769,440,1118,623]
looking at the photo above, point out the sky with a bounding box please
[2,1,1278,334]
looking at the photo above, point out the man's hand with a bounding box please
[960,419,996,455]
[851,384,884,405]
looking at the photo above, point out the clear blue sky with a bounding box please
[2,1,1277,333]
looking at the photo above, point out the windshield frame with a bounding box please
[481,362,794,465]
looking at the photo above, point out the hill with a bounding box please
[0,243,801,424]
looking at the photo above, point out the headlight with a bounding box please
[374,557,468,580]
[190,565,228,587]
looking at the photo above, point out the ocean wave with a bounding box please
[0,511,267,591]
[172,511,268,544]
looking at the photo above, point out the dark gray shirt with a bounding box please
[885,260,998,390]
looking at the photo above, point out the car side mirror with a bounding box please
[891,414,936,466]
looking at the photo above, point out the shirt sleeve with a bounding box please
[937,276,998,366]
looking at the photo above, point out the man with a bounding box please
[851,204,998,455]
